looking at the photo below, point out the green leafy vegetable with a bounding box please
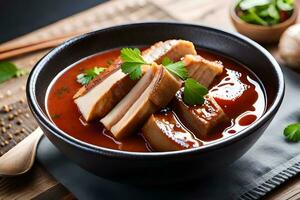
[236,0,294,25]
[120,48,148,80]
[162,57,173,66]
[0,61,27,83]
[164,61,188,80]
[284,123,300,142]
[277,0,294,11]
[240,7,269,25]
[268,4,280,20]
[161,57,188,80]
[183,78,208,105]
[76,66,105,85]
[239,0,271,10]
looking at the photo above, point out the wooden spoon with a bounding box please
[0,128,43,176]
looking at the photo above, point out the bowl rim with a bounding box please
[230,0,298,30]
[26,22,285,159]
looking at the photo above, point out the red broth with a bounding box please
[46,49,266,152]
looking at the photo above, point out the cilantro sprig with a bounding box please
[164,61,188,80]
[183,78,208,105]
[161,57,207,105]
[0,62,27,84]
[120,47,208,106]
[77,66,105,85]
[120,48,148,80]
[284,123,300,142]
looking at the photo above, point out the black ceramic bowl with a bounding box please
[27,22,284,184]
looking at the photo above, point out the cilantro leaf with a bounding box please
[162,57,173,66]
[121,62,143,80]
[121,48,145,64]
[76,66,105,85]
[183,78,208,105]
[120,48,148,80]
[129,65,142,80]
[164,61,188,80]
[0,61,27,83]
[284,123,300,142]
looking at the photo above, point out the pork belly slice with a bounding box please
[142,112,201,152]
[174,90,227,138]
[142,40,197,64]
[182,55,223,87]
[101,64,155,130]
[74,68,137,121]
[110,64,182,139]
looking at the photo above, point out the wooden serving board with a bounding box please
[0,0,299,199]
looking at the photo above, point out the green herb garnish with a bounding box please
[0,62,27,83]
[163,61,188,80]
[236,0,294,25]
[77,66,105,85]
[120,48,208,106]
[183,78,208,105]
[162,57,173,66]
[120,48,148,80]
[284,123,300,142]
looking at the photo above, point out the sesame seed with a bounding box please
[16,119,23,125]
[1,127,6,133]
[8,114,14,120]
[8,106,13,112]
[1,105,10,113]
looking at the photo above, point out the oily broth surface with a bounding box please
[46,49,266,152]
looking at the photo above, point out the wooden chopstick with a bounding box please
[0,37,69,61]
[0,29,90,61]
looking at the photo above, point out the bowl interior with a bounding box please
[27,22,284,155]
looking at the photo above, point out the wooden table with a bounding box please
[0,0,299,199]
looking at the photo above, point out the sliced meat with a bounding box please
[110,64,182,139]
[74,40,196,122]
[74,67,136,121]
[142,40,197,64]
[174,90,227,138]
[142,112,201,152]
[182,55,223,87]
[101,64,155,130]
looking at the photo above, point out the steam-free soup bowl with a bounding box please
[27,22,284,184]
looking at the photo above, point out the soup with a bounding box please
[46,40,266,152]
